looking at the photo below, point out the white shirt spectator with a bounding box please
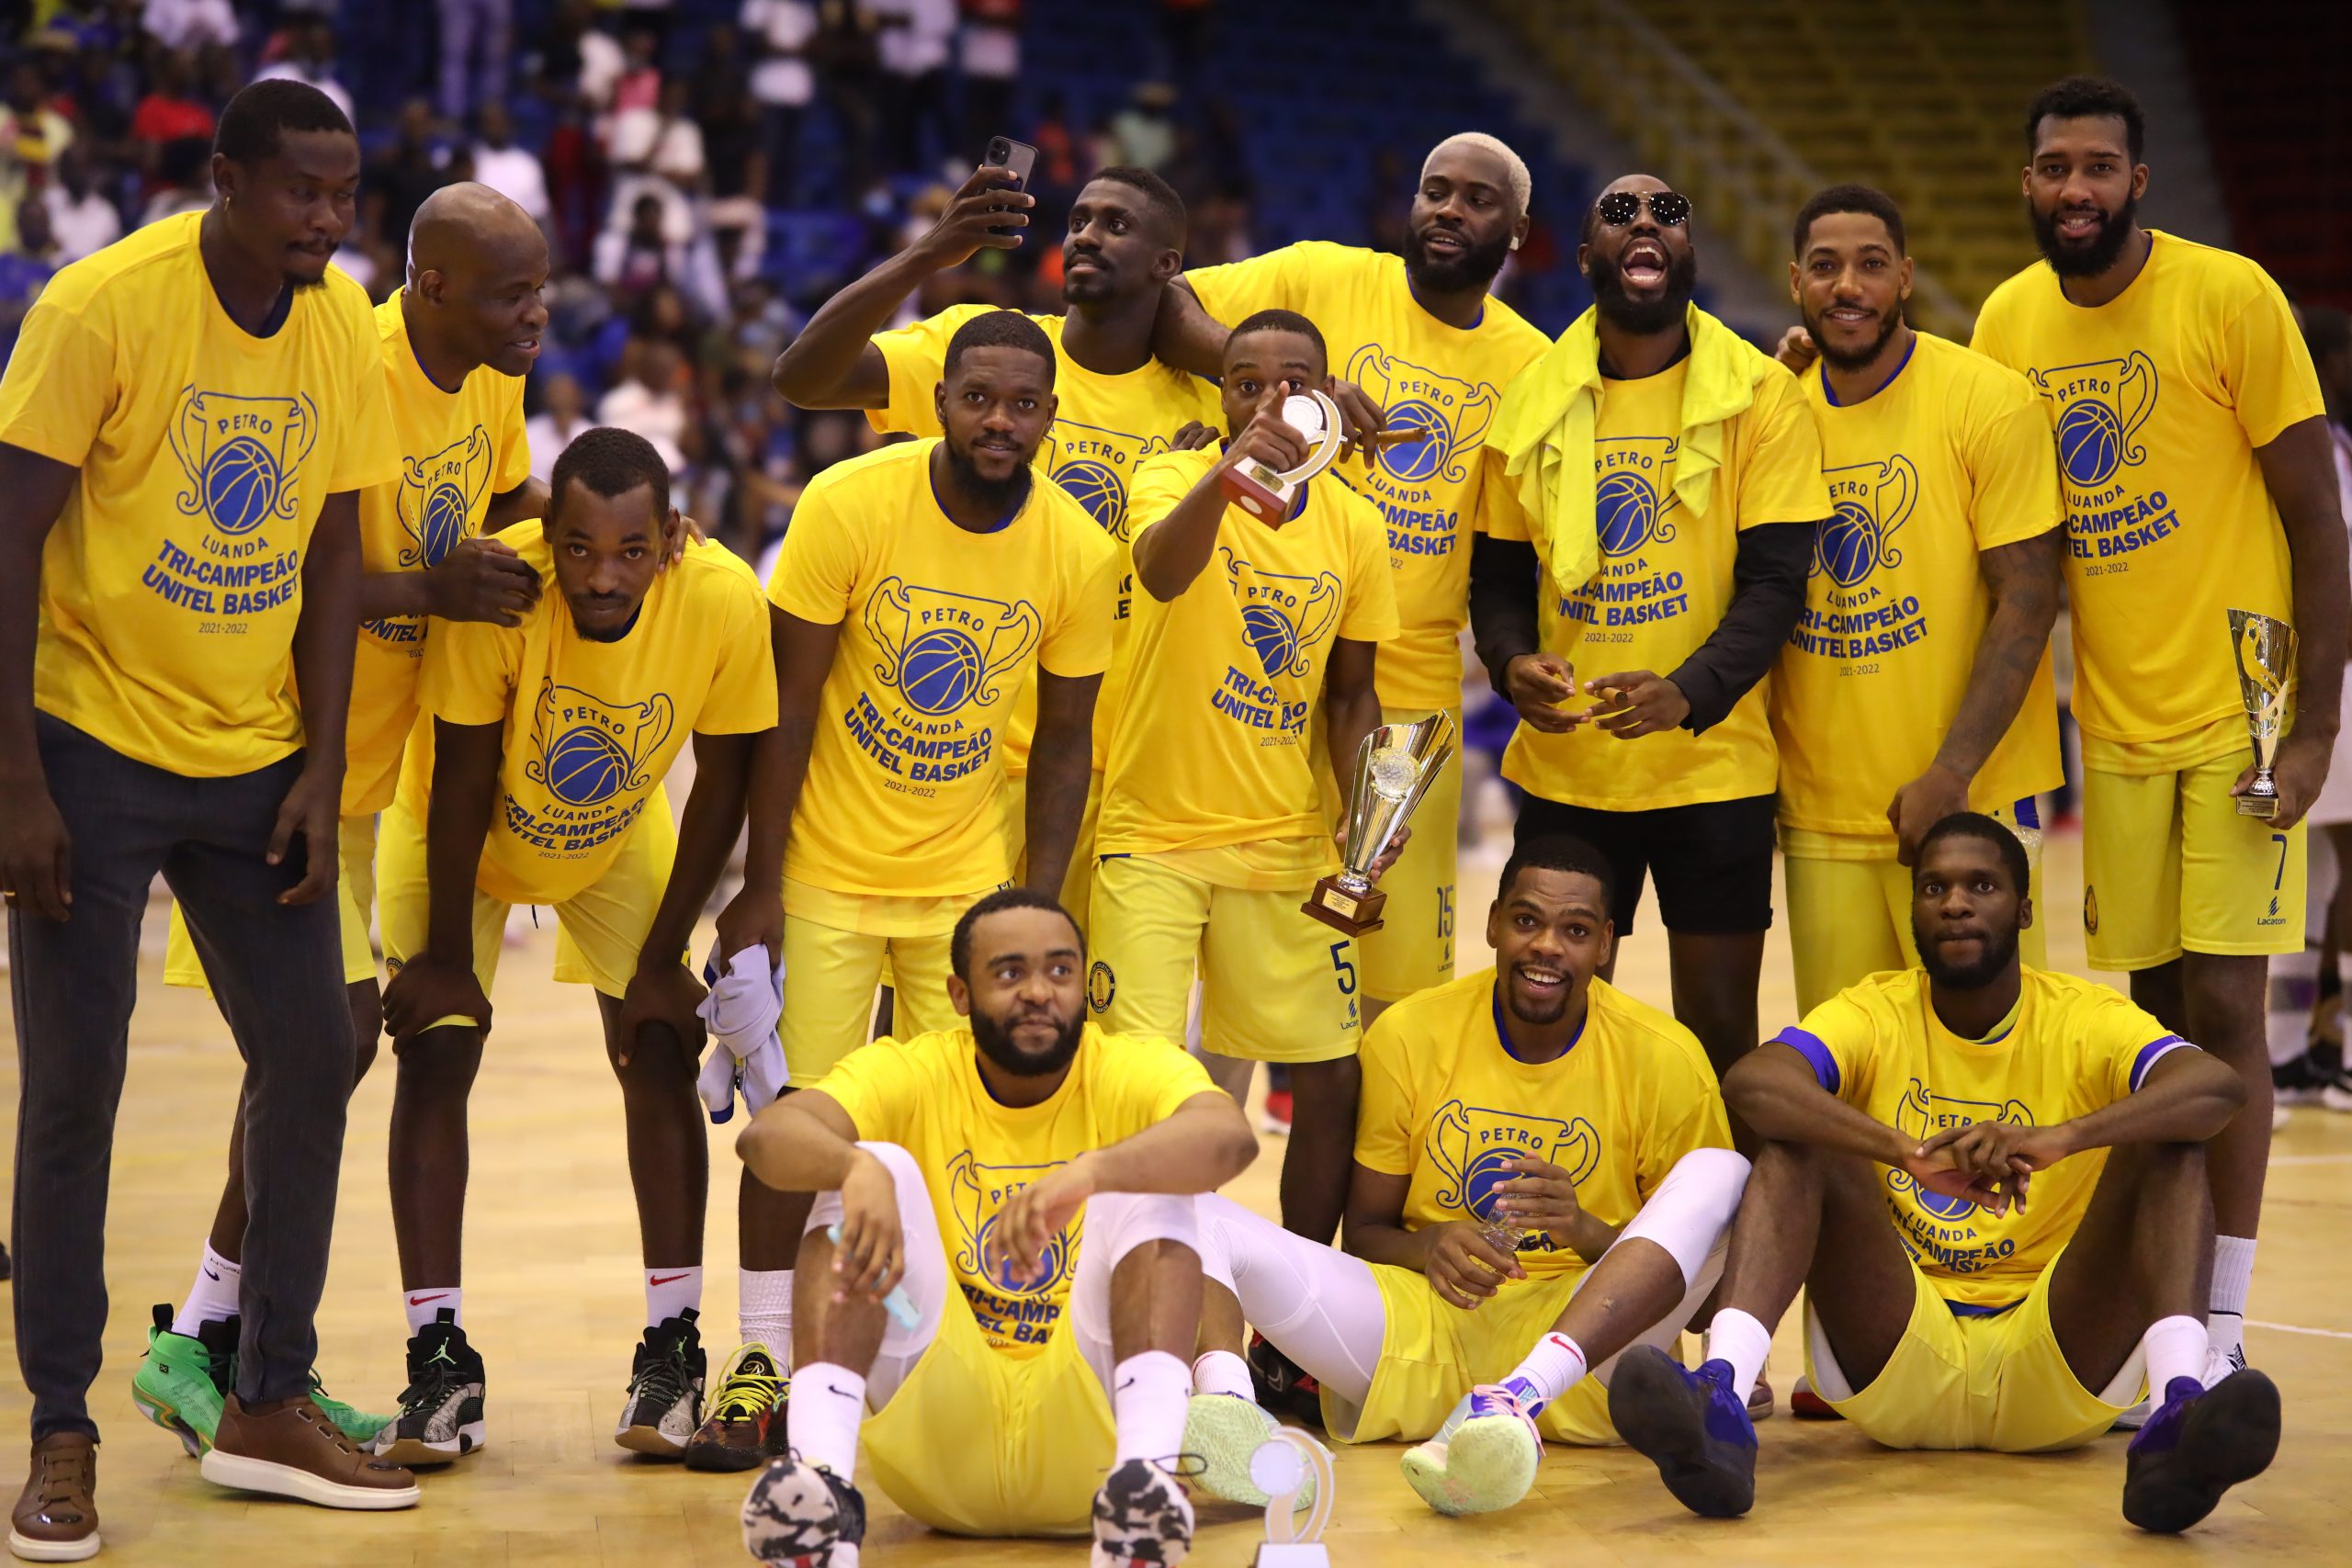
[597,378,688,474]
[472,141,552,223]
[141,0,240,51]
[741,0,816,107]
[605,108,705,246]
[526,410,594,486]
[578,28,627,110]
[43,186,121,265]
[870,0,955,76]
[251,60,356,125]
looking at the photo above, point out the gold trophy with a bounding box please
[1219,389,1346,522]
[2228,608,2296,818]
[1304,713,1457,936]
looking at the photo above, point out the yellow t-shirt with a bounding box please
[1971,231,2325,766]
[1775,965,2188,1309]
[1184,243,1549,710]
[1097,448,1401,877]
[867,303,1221,773]
[1356,968,1731,1284]
[345,291,533,816]
[0,214,399,775]
[1772,333,2064,846]
[768,440,1117,898]
[810,1021,1218,1359]
[1483,359,1828,808]
[414,524,776,906]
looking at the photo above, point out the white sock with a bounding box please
[739,1269,794,1362]
[1192,1349,1254,1402]
[403,1287,461,1333]
[1112,1350,1193,1465]
[646,1265,705,1327]
[1499,1331,1587,1416]
[172,1244,243,1337]
[2145,1314,2208,1394]
[787,1362,866,1482]
[1705,1308,1774,1404]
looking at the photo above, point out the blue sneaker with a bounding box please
[2122,1370,2280,1533]
[1607,1348,1757,1518]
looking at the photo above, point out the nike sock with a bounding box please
[403,1287,461,1333]
[647,1265,705,1327]
[2211,1235,2255,1367]
[173,1244,243,1337]
[787,1362,865,1482]
[1112,1350,1193,1465]
[1192,1349,1255,1403]
[2144,1314,2208,1395]
[1705,1307,1774,1405]
[739,1269,795,1363]
[1498,1331,1588,1416]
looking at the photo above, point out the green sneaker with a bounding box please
[129,1304,234,1457]
[308,1371,393,1446]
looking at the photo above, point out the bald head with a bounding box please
[406,182,550,378]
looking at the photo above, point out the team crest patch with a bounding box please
[2084,884,2098,935]
[1088,960,1115,1013]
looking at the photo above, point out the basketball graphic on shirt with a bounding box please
[899,626,989,716]
[524,681,676,818]
[1223,551,1341,681]
[545,725,632,806]
[1814,455,1916,588]
[974,1210,1069,1299]
[948,1154,1079,1312]
[422,480,470,566]
[2026,352,2157,491]
[862,580,1042,723]
[1818,498,1883,587]
[1055,458,1125,530]
[202,438,281,536]
[168,390,318,542]
[1427,1101,1602,1224]
[1347,344,1500,487]
[1596,469,1660,556]
[1242,602,1299,680]
[2058,399,2125,487]
[1378,399,1452,482]
[396,427,498,570]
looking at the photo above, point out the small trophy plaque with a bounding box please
[1250,1428,1336,1567]
[1220,389,1346,522]
[1303,712,1457,936]
[2228,608,2296,818]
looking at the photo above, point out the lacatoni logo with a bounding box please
[948,1152,1078,1346]
[168,389,319,539]
[526,682,674,807]
[1426,1100,1600,1248]
[397,426,496,569]
[865,578,1039,716]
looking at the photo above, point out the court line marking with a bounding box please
[2267,1152,2352,1166]
[2250,1319,2352,1341]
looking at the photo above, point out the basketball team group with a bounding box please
[0,62,2338,1568]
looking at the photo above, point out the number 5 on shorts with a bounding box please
[1328,941,1358,997]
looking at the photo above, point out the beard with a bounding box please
[1587,245,1698,336]
[1809,302,1905,372]
[970,1005,1085,1078]
[1502,964,1575,1028]
[1403,224,1513,296]
[944,438,1035,517]
[1913,919,2021,992]
[567,600,639,642]
[2030,190,2140,277]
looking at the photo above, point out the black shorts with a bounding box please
[1513,794,1777,936]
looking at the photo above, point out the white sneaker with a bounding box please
[2116,1341,2239,1430]
[2323,1081,2352,1113]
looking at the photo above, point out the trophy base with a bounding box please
[1302,877,1385,936]
[1219,464,1293,523]
[2237,794,2280,818]
[1254,1548,1330,1567]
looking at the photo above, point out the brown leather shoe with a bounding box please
[9,1432,98,1562]
[198,1394,419,1510]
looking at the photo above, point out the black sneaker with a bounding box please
[1246,1331,1324,1428]
[2123,1369,2281,1533]
[615,1308,707,1458]
[2272,1050,2332,1105]
[741,1452,866,1565]
[369,1308,487,1465]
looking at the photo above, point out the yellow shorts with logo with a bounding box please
[1803,1249,2143,1452]
[1087,852,1361,1064]
[1001,768,1104,936]
[378,795,676,1018]
[782,882,989,1089]
[859,1291,1114,1537]
[1323,1261,1613,1446]
[1782,806,2048,1015]
[1318,706,1462,1004]
[2082,750,2306,970]
[163,813,380,991]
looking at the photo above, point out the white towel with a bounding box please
[695,943,787,1123]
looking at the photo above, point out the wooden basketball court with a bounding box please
[2,825,2345,1565]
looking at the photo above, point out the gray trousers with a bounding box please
[9,714,353,1440]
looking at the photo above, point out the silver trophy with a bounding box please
[1250,1428,1334,1566]
[2228,608,2296,818]
[1302,712,1458,936]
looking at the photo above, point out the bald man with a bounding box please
[139,182,551,1460]
[1150,133,1551,1060]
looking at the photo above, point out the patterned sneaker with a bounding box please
[616,1309,707,1458]
[1091,1457,1193,1567]
[370,1309,487,1465]
[1181,1393,1313,1509]
[741,1453,865,1566]
[1608,1348,1757,1518]
[685,1344,790,1472]
[1399,1382,1544,1516]
[130,1305,235,1458]
[2123,1370,2281,1533]
[1245,1333,1323,1428]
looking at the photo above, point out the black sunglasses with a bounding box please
[1595,190,1692,228]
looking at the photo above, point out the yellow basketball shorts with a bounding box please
[2082,752,2307,969]
[164,812,379,991]
[378,795,677,1021]
[1804,1248,2143,1452]
[1782,804,2047,1015]
[781,884,985,1088]
[1324,1263,1613,1446]
[1087,852,1361,1064]
[1317,705,1462,1004]
[1001,768,1104,936]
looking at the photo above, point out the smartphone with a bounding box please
[982,136,1038,235]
